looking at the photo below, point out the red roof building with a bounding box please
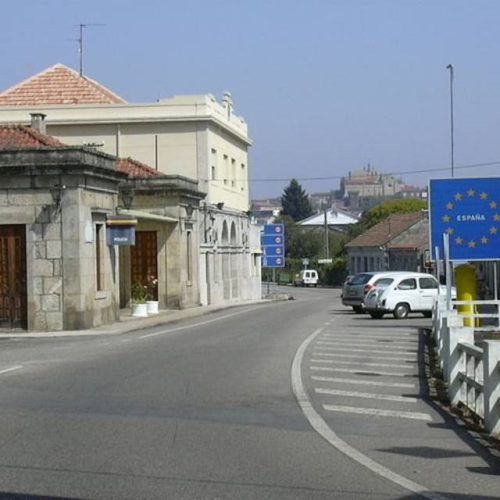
[0,64,127,106]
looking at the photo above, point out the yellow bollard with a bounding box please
[454,264,478,327]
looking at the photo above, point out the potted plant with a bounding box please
[146,277,159,314]
[131,281,149,317]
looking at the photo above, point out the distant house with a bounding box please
[345,212,429,274]
[297,207,359,233]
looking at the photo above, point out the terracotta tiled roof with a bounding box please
[116,157,161,178]
[0,125,66,149]
[345,212,424,248]
[0,64,127,106]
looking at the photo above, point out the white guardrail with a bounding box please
[433,296,500,435]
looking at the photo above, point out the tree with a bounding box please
[280,179,314,221]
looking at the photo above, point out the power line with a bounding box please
[246,159,500,183]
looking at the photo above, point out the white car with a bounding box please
[364,272,453,319]
[293,269,319,287]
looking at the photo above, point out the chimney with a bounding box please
[30,113,47,134]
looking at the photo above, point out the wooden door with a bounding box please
[0,225,27,329]
[130,231,158,300]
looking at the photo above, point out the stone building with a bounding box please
[0,125,203,331]
[0,64,262,308]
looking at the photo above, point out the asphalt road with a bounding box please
[0,286,498,499]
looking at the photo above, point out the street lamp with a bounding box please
[446,64,455,177]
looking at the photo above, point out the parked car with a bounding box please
[341,271,406,313]
[293,269,319,287]
[364,272,455,319]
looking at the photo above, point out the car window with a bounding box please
[397,278,417,290]
[419,277,438,289]
[374,278,393,288]
[349,273,373,285]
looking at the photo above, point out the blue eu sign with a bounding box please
[261,224,285,268]
[429,177,500,261]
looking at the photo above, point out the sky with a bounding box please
[1,0,500,200]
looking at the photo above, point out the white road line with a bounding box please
[311,375,415,388]
[317,341,415,351]
[139,309,251,339]
[314,346,416,356]
[323,404,432,421]
[321,333,415,339]
[312,351,416,362]
[291,327,444,500]
[315,387,418,403]
[311,366,413,377]
[0,365,22,375]
[321,337,417,346]
[321,334,417,343]
[311,359,412,369]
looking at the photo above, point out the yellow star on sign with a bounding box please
[481,237,489,244]
[467,189,476,197]
[454,193,463,201]
[455,237,464,245]
[494,214,500,221]
[468,240,477,248]
[442,215,451,223]
[446,202,454,210]
[446,227,455,235]
[490,227,498,235]
[490,201,498,209]
[480,192,489,200]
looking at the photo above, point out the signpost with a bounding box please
[261,224,285,268]
[429,177,500,261]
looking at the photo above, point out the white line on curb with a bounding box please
[323,404,432,421]
[139,310,250,339]
[0,365,22,375]
[291,328,445,500]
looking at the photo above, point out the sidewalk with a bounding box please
[0,296,281,339]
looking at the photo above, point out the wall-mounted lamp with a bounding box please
[216,202,224,210]
[50,184,66,207]
[120,188,134,209]
[184,204,195,219]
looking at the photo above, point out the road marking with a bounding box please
[321,335,417,345]
[311,359,412,369]
[0,365,22,375]
[312,351,416,362]
[311,366,413,377]
[314,346,416,356]
[323,404,432,421]
[321,333,415,339]
[311,375,415,388]
[315,387,418,403]
[317,341,415,351]
[139,309,252,339]
[291,327,445,500]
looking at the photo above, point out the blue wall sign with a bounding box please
[261,224,285,268]
[106,226,136,246]
[429,177,500,261]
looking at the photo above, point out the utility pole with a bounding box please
[77,23,105,76]
[446,64,455,177]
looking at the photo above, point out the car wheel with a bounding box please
[352,305,363,314]
[369,311,384,319]
[393,303,410,319]
[422,311,432,318]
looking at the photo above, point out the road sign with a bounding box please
[429,177,500,261]
[261,224,285,268]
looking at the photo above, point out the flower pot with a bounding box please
[132,303,148,317]
[146,300,159,314]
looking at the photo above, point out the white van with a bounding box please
[293,269,319,287]
[364,272,454,319]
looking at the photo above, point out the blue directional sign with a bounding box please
[261,223,285,268]
[429,177,500,261]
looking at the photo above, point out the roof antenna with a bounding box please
[77,23,106,76]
